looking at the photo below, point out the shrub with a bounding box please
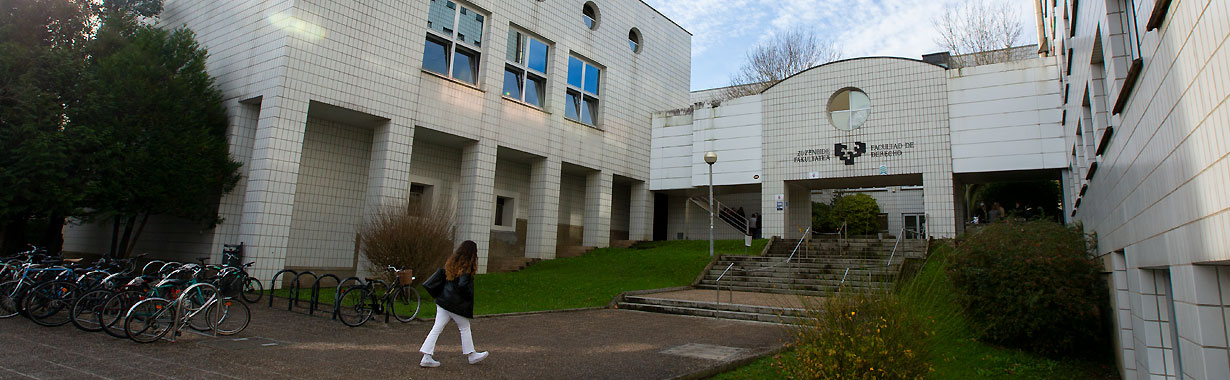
[359,198,454,286]
[775,291,933,380]
[947,220,1108,357]
[832,194,881,235]
[811,202,839,233]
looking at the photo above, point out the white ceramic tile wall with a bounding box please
[285,117,373,269]
[761,58,956,239]
[1049,0,1230,376]
[947,58,1067,173]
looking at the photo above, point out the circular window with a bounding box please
[582,2,600,30]
[628,28,642,53]
[827,88,871,131]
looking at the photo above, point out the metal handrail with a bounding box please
[747,226,811,273]
[714,263,734,304]
[689,195,750,236]
[887,227,906,266]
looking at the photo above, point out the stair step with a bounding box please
[623,296,806,316]
[698,278,894,289]
[617,302,803,324]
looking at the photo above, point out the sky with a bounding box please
[640,0,1040,91]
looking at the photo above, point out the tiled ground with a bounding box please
[0,303,788,379]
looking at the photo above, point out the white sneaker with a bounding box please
[420,354,440,368]
[467,351,489,364]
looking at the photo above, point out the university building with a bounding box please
[59,1,1230,378]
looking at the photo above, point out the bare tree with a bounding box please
[723,28,842,99]
[934,0,1024,68]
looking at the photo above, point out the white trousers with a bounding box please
[419,305,475,355]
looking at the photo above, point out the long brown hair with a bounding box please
[445,240,478,280]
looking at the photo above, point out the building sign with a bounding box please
[790,141,918,166]
[835,142,866,165]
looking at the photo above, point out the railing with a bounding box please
[713,263,734,304]
[688,195,750,236]
[839,227,917,288]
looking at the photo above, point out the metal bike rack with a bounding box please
[309,274,340,316]
[171,282,220,343]
[268,269,298,308]
[289,271,318,310]
[334,276,364,320]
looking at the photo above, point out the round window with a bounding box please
[827,88,871,131]
[583,2,600,30]
[628,28,642,53]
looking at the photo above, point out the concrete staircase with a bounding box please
[616,237,927,323]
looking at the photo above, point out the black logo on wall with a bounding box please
[834,142,866,165]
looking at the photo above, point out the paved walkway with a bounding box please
[641,288,824,309]
[0,303,789,379]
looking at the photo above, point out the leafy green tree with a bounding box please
[811,201,839,233]
[0,0,101,254]
[73,19,240,258]
[832,193,881,235]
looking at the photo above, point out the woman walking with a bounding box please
[419,240,489,367]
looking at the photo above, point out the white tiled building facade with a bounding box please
[1043,0,1230,378]
[56,1,1230,376]
[64,0,690,280]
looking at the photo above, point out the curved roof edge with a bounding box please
[760,56,948,94]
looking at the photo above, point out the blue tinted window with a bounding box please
[427,0,454,35]
[583,63,600,95]
[565,91,580,120]
[502,68,522,98]
[423,38,449,75]
[567,57,583,88]
[527,38,548,74]
[525,75,544,107]
[452,49,476,83]
[581,96,597,125]
[456,6,483,46]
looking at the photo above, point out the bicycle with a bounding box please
[124,282,250,343]
[336,266,420,327]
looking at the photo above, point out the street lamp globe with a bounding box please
[704,151,717,164]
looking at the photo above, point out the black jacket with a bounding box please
[424,268,474,318]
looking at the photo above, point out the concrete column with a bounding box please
[364,121,414,215]
[455,140,498,273]
[210,98,261,263]
[628,181,651,241]
[236,94,309,286]
[526,158,561,259]
[762,180,785,239]
[1170,265,1230,380]
[786,183,811,240]
[922,171,957,238]
[354,121,414,277]
[582,170,613,248]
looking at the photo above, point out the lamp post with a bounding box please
[705,152,718,257]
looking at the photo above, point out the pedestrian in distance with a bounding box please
[419,240,488,367]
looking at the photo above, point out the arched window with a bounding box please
[628,28,642,53]
[582,2,599,30]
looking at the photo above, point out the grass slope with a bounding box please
[271,239,768,320]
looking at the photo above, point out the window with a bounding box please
[503,29,549,107]
[1117,0,1142,61]
[494,196,514,226]
[1069,0,1079,37]
[423,0,485,84]
[628,28,642,53]
[565,55,601,126]
[409,183,433,211]
[827,88,871,131]
[582,2,599,30]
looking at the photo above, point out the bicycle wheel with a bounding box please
[207,297,251,335]
[100,290,145,338]
[0,280,23,319]
[124,297,174,343]
[182,285,220,332]
[71,289,113,332]
[336,287,373,327]
[241,277,263,303]
[23,281,78,327]
[390,285,421,322]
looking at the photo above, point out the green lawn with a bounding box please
[269,239,768,320]
[713,242,1118,380]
